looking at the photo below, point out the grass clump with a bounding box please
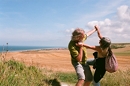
[0,52,62,86]
[0,59,45,86]
[55,72,77,83]
[99,69,130,86]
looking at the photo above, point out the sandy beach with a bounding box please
[3,48,130,72]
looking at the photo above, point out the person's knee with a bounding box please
[78,79,84,82]
[76,79,84,86]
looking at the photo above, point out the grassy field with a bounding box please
[0,43,130,86]
[0,59,130,86]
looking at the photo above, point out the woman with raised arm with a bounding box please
[77,25,112,83]
[68,27,98,86]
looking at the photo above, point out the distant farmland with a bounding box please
[111,43,130,49]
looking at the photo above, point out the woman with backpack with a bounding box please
[76,25,112,83]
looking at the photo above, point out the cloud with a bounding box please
[66,5,130,45]
[86,5,130,43]
[117,5,130,21]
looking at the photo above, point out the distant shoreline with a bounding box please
[0,46,67,52]
[21,48,68,52]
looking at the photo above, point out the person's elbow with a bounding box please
[76,56,82,62]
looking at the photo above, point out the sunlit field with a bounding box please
[0,43,130,86]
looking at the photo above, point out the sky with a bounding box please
[0,0,130,47]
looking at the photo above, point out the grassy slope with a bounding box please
[0,43,130,86]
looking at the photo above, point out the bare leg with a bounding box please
[76,79,84,86]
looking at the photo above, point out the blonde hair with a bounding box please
[71,28,85,41]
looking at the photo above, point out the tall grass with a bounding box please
[0,52,65,86]
[99,70,130,86]
[0,57,45,86]
[0,52,130,86]
[52,69,130,86]
[57,69,130,86]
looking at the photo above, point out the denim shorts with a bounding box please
[72,61,93,81]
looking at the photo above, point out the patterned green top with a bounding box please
[68,35,87,65]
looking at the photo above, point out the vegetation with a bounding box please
[0,52,75,86]
[99,70,130,86]
[111,43,130,49]
[0,57,45,86]
[0,43,130,86]
[0,53,130,86]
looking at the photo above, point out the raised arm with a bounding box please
[83,44,97,50]
[77,42,97,51]
[86,27,97,37]
[94,25,102,39]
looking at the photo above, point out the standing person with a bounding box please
[77,25,112,84]
[68,27,97,86]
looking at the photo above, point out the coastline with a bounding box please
[0,45,67,52]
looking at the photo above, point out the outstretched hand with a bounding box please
[94,25,102,39]
[94,25,99,31]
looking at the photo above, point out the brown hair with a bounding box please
[71,28,85,41]
[100,37,111,50]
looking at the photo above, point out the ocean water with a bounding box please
[0,45,66,52]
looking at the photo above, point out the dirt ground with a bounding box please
[3,48,130,72]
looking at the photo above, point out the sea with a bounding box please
[0,45,67,52]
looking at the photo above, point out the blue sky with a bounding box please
[0,0,130,47]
